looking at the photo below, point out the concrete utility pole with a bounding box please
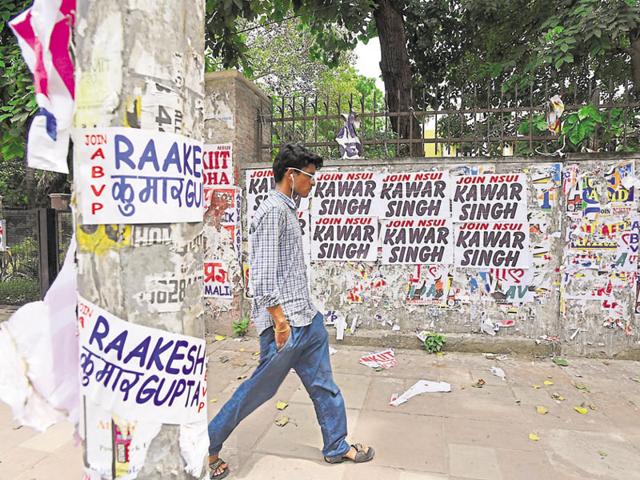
[73,1,205,478]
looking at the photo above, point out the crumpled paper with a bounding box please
[0,236,78,430]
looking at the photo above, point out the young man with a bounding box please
[208,144,374,479]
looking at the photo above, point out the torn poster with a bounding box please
[9,0,75,173]
[0,236,78,430]
[389,380,451,406]
[605,161,634,205]
[78,296,208,425]
[335,112,363,159]
[202,143,233,186]
[81,400,162,480]
[381,218,453,265]
[311,171,382,217]
[204,260,232,299]
[359,349,397,370]
[452,173,528,222]
[406,265,450,306]
[531,163,561,210]
[311,216,378,262]
[566,175,601,219]
[379,171,451,219]
[74,128,204,224]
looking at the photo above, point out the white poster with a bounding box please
[311,171,382,217]
[245,168,309,221]
[381,218,453,265]
[311,216,378,262]
[454,222,532,269]
[78,296,208,425]
[380,171,451,219]
[74,128,204,224]
[452,173,528,222]
[203,143,233,186]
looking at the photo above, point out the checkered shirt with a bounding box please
[249,190,317,335]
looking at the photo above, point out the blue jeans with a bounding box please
[207,312,350,458]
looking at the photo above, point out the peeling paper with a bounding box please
[82,400,162,480]
[179,422,208,477]
[0,237,78,430]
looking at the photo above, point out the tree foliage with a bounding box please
[406,0,640,106]
[0,0,36,207]
[205,0,377,72]
[207,17,355,97]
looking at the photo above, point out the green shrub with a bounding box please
[0,277,40,305]
[423,332,447,353]
[232,317,251,337]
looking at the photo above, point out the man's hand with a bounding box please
[274,323,291,351]
[267,304,290,351]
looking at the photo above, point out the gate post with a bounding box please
[36,207,58,297]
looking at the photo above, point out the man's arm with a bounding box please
[251,208,290,346]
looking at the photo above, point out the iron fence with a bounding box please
[258,77,640,160]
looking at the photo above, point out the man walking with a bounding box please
[208,144,374,479]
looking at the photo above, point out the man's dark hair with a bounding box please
[272,144,323,182]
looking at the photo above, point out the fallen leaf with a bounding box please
[214,335,226,342]
[551,392,565,401]
[236,375,247,380]
[239,348,245,352]
[253,352,260,356]
[529,433,540,441]
[536,406,549,415]
[543,380,554,386]
[575,383,590,393]
[275,415,289,427]
[472,379,486,388]
[532,384,541,390]
[219,356,229,364]
[598,450,608,458]
[210,398,218,403]
[276,401,288,410]
[553,358,569,367]
[436,352,446,357]
[631,377,640,384]
[574,406,589,415]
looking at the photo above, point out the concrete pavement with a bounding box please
[2,332,640,479]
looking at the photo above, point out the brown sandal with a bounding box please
[324,443,375,464]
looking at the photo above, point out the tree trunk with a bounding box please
[74,0,206,478]
[630,34,640,97]
[373,0,422,156]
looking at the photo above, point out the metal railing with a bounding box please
[258,78,640,160]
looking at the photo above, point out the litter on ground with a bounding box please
[390,380,451,406]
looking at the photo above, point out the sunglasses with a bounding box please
[290,168,316,181]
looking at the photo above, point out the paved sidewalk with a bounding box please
[2,337,640,479]
[0,305,19,322]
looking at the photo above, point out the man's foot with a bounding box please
[209,455,230,479]
[325,443,375,464]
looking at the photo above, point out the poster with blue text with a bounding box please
[75,128,204,224]
[78,296,208,425]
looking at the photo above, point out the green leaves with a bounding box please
[232,317,251,336]
[561,104,605,148]
[422,332,446,354]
